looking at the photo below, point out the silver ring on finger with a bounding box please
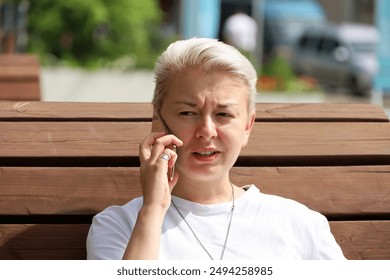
[159,153,170,162]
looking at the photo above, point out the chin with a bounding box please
[178,165,230,181]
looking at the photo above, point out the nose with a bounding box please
[195,116,217,141]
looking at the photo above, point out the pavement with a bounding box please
[40,67,390,116]
[41,67,156,102]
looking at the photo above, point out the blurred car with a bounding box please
[291,23,379,96]
[261,0,326,62]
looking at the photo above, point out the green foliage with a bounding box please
[27,0,169,69]
[258,56,319,92]
[261,56,294,89]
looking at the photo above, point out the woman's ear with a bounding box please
[242,111,256,147]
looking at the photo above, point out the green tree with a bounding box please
[27,0,166,69]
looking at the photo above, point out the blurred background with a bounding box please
[0,0,389,113]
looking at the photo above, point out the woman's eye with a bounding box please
[217,112,234,118]
[179,111,195,116]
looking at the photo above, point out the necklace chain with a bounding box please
[171,183,235,260]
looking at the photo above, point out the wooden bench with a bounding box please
[0,101,389,260]
[0,55,40,101]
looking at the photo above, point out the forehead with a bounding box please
[164,69,248,104]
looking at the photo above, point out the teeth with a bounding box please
[197,151,215,156]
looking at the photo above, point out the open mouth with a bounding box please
[191,150,220,161]
[193,151,217,156]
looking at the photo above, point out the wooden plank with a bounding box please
[0,167,141,215]
[0,101,153,121]
[0,102,388,122]
[330,221,390,260]
[0,66,40,80]
[0,122,389,161]
[242,122,390,159]
[0,221,389,260]
[0,166,389,216]
[0,224,89,260]
[256,103,389,122]
[0,83,40,100]
[0,55,39,66]
[0,55,40,101]
[0,121,150,158]
[231,166,390,216]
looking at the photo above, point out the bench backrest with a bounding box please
[0,101,389,259]
[0,55,40,101]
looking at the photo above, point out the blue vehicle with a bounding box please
[261,0,327,62]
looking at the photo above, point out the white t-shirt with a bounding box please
[86,185,346,260]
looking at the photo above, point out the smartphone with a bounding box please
[152,110,177,181]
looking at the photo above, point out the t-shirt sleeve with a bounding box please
[315,214,347,260]
[86,206,134,260]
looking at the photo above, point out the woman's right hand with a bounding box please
[138,132,183,212]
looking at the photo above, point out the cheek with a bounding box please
[218,127,246,147]
[175,126,194,146]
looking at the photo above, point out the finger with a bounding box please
[149,135,182,163]
[139,132,166,162]
[157,149,179,186]
[150,138,169,163]
[156,149,177,178]
[157,148,176,165]
[158,153,170,162]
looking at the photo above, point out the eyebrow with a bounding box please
[173,101,240,108]
[173,101,197,107]
[217,102,240,109]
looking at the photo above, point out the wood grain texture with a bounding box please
[0,84,40,100]
[0,167,141,215]
[0,102,388,121]
[0,102,153,120]
[0,122,389,162]
[0,55,40,101]
[255,103,389,122]
[232,166,390,216]
[0,121,150,158]
[242,122,390,159]
[0,166,389,216]
[0,224,89,260]
[0,102,389,260]
[0,221,389,260]
[330,221,390,260]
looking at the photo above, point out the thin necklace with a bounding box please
[171,182,235,260]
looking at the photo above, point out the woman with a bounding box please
[87,38,346,260]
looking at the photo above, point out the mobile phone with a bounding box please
[152,110,177,181]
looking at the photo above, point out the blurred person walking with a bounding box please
[223,9,257,56]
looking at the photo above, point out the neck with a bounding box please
[172,175,234,205]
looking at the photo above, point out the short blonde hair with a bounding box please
[152,37,257,112]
